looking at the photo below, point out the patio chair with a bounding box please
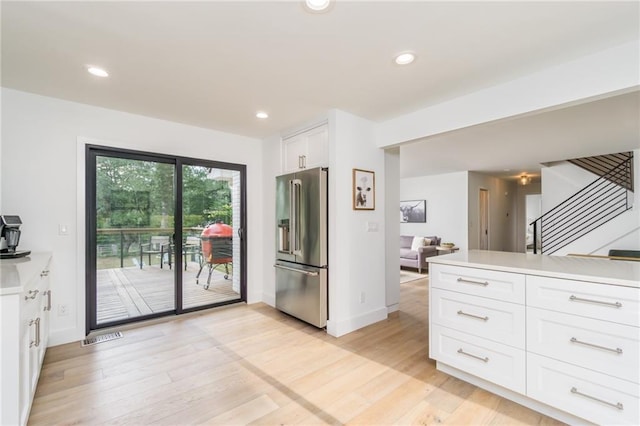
[139,235,171,269]
[182,236,203,271]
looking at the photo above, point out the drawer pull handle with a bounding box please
[457,348,489,363]
[570,337,623,354]
[29,318,41,348]
[457,310,489,321]
[457,278,489,287]
[569,295,622,308]
[570,387,624,410]
[24,289,40,300]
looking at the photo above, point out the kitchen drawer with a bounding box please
[527,275,640,327]
[527,353,640,426]
[430,324,525,393]
[527,307,639,383]
[430,288,525,349]
[430,264,524,303]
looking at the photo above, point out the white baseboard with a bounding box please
[326,306,387,337]
[387,303,399,314]
[49,327,83,347]
[259,292,275,307]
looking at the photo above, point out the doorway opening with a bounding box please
[479,188,489,250]
[525,194,542,253]
[86,145,246,333]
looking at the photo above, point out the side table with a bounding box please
[436,246,459,255]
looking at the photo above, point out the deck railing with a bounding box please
[96,227,204,268]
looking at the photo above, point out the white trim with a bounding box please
[326,306,388,337]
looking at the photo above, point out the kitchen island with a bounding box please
[428,250,639,425]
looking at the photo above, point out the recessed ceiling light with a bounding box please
[256,111,269,119]
[394,52,416,65]
[87,66,109,77]
[304,0,331,12]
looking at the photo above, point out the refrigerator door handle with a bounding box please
[290,179,302,256]
[274,264,319,276]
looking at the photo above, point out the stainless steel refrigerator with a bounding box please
[275,167,328,328]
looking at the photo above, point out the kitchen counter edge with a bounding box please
[428,250,640,288]
[0,252,53,295]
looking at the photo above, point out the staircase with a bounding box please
[568,152,634,191]
[531,152,634,255]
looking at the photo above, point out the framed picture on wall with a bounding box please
[353,168,375,210]
[400,200,426,223]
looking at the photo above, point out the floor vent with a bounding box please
[82,331,123,346]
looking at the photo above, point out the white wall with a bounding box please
[541,162,597,213]
[399,172,468,249]
[327,109,387,337]
[467,172,516,252]
[384,148,400,313]
[1,88,264,346]
[259,133,281,307]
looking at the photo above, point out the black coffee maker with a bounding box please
[0,215,31,259]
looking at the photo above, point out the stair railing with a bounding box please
[531,155,633,255]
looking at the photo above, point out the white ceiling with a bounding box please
[2,1,639,178]
[400,91,640,179]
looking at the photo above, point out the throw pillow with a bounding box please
[424,238,432,246]
[410,236,425,251]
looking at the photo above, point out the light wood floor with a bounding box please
[30,278,564,425]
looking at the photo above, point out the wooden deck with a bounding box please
[96,261,239,324]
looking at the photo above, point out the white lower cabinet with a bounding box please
[429,262,640,425]
[1,253,52,426]
[430,288,525,349]
[430,324,526,393]
[527,353,639,426]
[527,307,639,383]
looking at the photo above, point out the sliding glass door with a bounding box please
[86,146,246,332]
[181,165,242,309]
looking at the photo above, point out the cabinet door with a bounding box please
[282,124,328,173]
[282,134,307,173]
[305,125,328,169]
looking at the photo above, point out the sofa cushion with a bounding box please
[410,236,425,251]
[424,236,439,245]
[400,248,418,260]
[400,235,414,248]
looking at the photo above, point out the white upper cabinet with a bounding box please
[282,123,328,173]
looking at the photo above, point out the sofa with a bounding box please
[400,235,441,273]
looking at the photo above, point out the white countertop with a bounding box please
[429,250,640,288]
[0,252,52,295]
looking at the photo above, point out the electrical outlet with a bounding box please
[58,304,69,316]
[359,291,365,304]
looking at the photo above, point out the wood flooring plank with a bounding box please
[28,277,565,426]
[200,394,280,425]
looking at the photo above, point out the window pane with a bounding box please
[182,165,241,309]
[95,156,175,324]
